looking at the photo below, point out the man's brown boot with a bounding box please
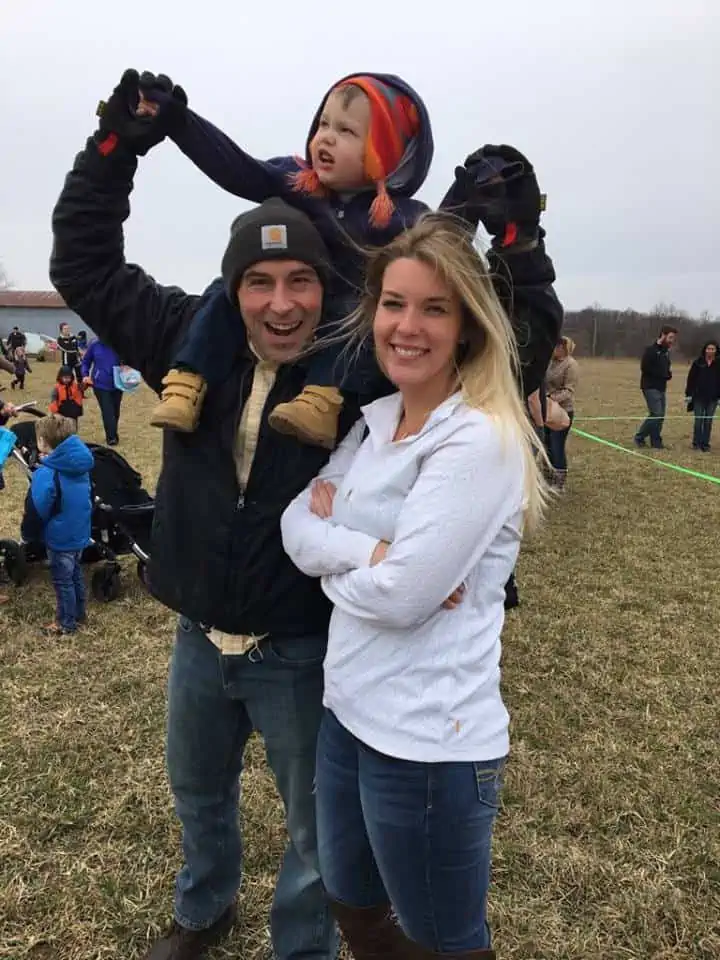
[268,385,343,449]
[143,903,236,960]
[150,369,208,433]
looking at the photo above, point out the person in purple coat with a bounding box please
[81,339,122,445]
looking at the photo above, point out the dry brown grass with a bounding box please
[1,359,718,960]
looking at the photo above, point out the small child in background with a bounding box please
[24,415,94,634]
[10,347,31,390]
[49,366,85,429]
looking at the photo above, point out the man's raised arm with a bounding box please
[50,70,199,393]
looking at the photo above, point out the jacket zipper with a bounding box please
[217,369,252,625]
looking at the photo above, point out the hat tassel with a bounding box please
[288,156,327,198]
[369,180,395,228]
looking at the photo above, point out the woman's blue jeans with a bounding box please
[692,400,717,449]
[315,709,505,953]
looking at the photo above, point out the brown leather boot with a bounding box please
[143,903,236,959]
[330,900,405,958]
[331,899,496,960]
[150,369,208,433]
[399,933,495,960]
[268,385,343,449]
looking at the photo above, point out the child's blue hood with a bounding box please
[43,434,94,476]
[304,72,434,198]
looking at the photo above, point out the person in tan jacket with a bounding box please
[545,336,579,487]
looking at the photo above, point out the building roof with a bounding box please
[0,290,67,308]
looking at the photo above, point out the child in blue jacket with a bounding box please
[25,415,94,634]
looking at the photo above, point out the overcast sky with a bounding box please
[1,0,718,315]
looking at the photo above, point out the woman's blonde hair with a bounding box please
[558,335,576,356]
[344,212,549,531]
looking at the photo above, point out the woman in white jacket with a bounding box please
[281,214,547,960]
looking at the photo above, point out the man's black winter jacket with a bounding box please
[640,342,672,393]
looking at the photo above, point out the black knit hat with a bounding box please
[221,198,330,299]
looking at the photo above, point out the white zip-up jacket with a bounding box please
[281,392,525,762]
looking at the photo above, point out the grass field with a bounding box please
[1,358,718,960]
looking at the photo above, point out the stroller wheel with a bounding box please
[0,539,28,586]
[136,560,149,589]
[91,563,121,602]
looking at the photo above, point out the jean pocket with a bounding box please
[473,757,507,809]
[265,635,327,668]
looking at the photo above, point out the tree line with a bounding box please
[563,304,720,360]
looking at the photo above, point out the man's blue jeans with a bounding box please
[166,618,337,960]
[47,549,85,631]
[315,709,505,953]
[692,399,717,449]
[635,388,667,447]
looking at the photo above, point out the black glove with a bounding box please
[95,69,187,157]
[454,145,544,246]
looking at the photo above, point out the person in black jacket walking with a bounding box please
[56,323,83,382]
[6,326,26,361]
[633,325,678,449]
[685,340,720,451]
[49,69,562,960]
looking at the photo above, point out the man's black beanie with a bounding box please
[221,198,330,299]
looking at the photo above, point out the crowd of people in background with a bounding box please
[1,323,126,446]
[630,325,720,453]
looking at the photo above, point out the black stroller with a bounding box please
[0,411,154,601]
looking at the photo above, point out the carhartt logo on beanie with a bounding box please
[291,75,421,228]
[221,198,330,299]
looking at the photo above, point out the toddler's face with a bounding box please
[309,88,370,192]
